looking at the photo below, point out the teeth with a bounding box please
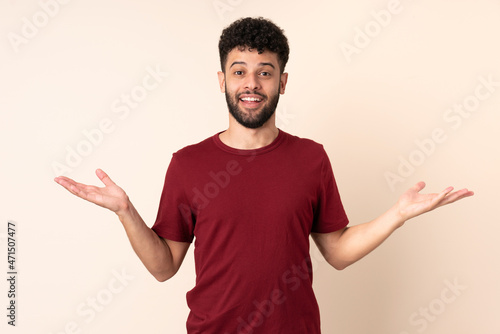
[241,97,262,102]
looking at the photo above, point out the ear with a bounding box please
[217,71,226,93]
[279,72,288,94]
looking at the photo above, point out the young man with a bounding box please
[54,17,473,333]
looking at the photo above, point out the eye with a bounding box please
[234,70,243,75]
[260,72,271,76]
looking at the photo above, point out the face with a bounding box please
[218,47,288,129]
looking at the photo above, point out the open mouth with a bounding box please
[239,95,264,108]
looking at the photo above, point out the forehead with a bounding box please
[226,47,279,68]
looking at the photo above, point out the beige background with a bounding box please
[1,0,498,333]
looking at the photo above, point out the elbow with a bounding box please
[153,271,174,282]
[327,257,353,271]
[336,263,353,271]
[152,267,178,282]
[331,262,349,271]
[153,273,170,282]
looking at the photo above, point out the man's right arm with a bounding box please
[54,168,190,282]
[117,200,190,281]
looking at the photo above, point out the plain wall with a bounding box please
[1,0,498,333]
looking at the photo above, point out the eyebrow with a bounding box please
[229,61,276,69]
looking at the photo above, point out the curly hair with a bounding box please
[218,17,290,74]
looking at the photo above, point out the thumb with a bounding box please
[412,181,426,193]
[95,169,115,186]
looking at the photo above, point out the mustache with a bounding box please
[237,91,266,99]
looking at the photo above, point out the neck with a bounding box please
[219,114,279,149]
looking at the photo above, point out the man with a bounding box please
[54,17,473,333]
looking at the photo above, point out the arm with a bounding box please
[54,169,190,282]
[312,182,474,270]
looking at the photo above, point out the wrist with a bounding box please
[387,205,407,229]
[116,196,133,222]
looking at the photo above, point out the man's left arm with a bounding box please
[311,182,474,270]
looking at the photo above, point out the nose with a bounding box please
[244,73,261,91]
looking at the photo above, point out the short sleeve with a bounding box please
[311,149,349,233]
[151,153,195,243]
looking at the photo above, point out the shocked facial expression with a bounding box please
[218,47,288,129]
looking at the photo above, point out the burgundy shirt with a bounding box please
[152,130,349,333]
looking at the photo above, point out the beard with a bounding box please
[225,86,280,129]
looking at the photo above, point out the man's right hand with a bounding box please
[54,168,190,281]
[54,168,129,214]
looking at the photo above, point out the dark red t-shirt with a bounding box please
[152,130,349,333]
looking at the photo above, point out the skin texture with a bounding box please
[221,48,283,129]
[312,181,473,270]
[54,47,474,281]
[54,168,189,281]
[217,47,288,149]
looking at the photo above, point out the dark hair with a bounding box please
[218,17,290,73]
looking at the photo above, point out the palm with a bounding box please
[397,182,474,221]
[54,169,128,213]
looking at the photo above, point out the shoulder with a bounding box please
[283,131,327,156]
[172,134,218,160]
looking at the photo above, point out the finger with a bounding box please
[413,181,426,193]
[441,188,474,205]
[54,175,74,184]
[55,177,96,200]
[54,176,79,193]
[96,169,115,187]
[430,186,454,207]
[55,176,90,190]
[57,180,82,197]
